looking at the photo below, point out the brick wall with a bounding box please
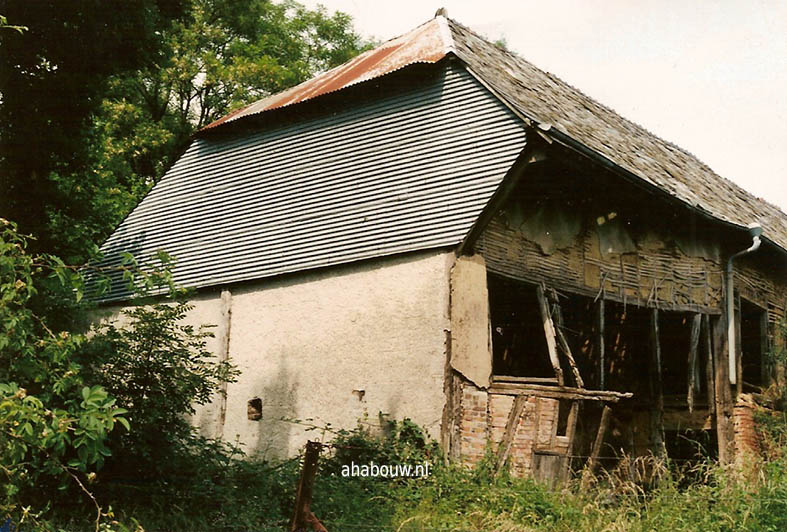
[455,380,561,477]
[733,398,761,459]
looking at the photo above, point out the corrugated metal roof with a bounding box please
[201,17,454,131]
[93,64,527,301]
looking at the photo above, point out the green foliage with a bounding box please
[40,412,787,532]
[83,297,239,478]
[0,220,129,528]
[0,0,188,261]
[1,0,370,264]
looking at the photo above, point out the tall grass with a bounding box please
[52,417,787,532]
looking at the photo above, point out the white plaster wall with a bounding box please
[190,249,455,458]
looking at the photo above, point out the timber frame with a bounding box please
[446,138,786,479]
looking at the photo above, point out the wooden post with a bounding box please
[291,441,326,532]
[649,308,666,458]
[215,288,233,439]
[536,284,564,385]
[597,299,605,390]
[581,404,611,489]
[760,311,769,386]
[712,315,734,465]
[735,294,743,397]
[702,315,715,416]
[687,313,701,412]
[495,395,527,472]
[561,401,580,482]
[549,289,584,388]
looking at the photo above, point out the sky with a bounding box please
[301,0,787,212]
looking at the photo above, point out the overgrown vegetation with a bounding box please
[44,416,787,532]
[3,2,787,530]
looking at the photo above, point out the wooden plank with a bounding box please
[649,308,666,458]
[495,395,527,472]
[597,298,605,390]
[536,284,564,385]
[703,314,715,417]
[687,313,701,412]
[532,453,564,488]
[489,382,632,402]
[492,375,559,385]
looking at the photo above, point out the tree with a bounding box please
[0,1,189,260]
[1,0,370,264]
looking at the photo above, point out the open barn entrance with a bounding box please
[486,273,717,472]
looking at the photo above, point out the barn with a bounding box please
[93,13,787,478]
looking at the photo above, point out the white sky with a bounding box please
[302,0,787,212]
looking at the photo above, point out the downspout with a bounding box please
[726,223,762,385]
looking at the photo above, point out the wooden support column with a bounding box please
[702,315,715,417]
[495,394,527,472]
[649,308,666,458]
[536,284,564,385]
[735,294,743,397]
[581,404,611,489]
[561,401,580,482]
[215,288,233,439]
[549,289,584,388]
[687,313,701,412]
[712,315,734,465]
[597,299,605,390]
[588,405,612,473]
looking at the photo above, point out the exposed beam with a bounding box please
[536,284,564,385]
[688,313,701,412]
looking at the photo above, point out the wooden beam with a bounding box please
[734,294,742,396]
[702,315,715,417]
[536,284,564,385]
[712,315,734,465]
[489,382,632,402]
[215,288,233,439]
[495,395,527,472]
[492,375,559,385]
[688,313,701,413]
[597,298,605,390]
[549,288,584,388]
[588,405,612,474]
[649,308,666,458]
[562,401,580,482]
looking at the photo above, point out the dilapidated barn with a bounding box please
[94,14,787,478]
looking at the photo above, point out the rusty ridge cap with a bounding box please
[201,15,455,132]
